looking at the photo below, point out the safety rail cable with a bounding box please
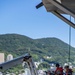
[68,15,71,63]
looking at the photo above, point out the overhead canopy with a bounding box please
[36,0,75,28]
[42,0,75,14]
[41,0,75,28]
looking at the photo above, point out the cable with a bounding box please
[68,15,71,63]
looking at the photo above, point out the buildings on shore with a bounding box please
[0,53,13,64]
[7,54,13,61]
[0,53,4,64]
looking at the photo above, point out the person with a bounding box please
[64,65,73,75]
[55,63,63,75]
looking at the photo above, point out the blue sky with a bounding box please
[0,0,75,47]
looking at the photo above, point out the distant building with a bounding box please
[46,56,52,59]
[34,62,41,68]
[40,58,44,63]
[7,54,13,61]
[0,53,4,63]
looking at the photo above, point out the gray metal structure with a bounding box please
[0,53,38,75]
[36,0,75,28]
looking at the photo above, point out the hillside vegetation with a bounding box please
[0,34,75,64]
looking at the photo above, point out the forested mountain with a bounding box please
[0,34,75,64]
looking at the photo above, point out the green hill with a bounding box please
[0,34,75,64]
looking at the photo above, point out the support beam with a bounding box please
[0,53,38,75]
[52,11,75,28]
[0,53,31,71]
[47,0,75,18]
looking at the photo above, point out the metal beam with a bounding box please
[0,53,31,71]
[52,11,75,28]
[47,0,75,18]
[0,53,38,75]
